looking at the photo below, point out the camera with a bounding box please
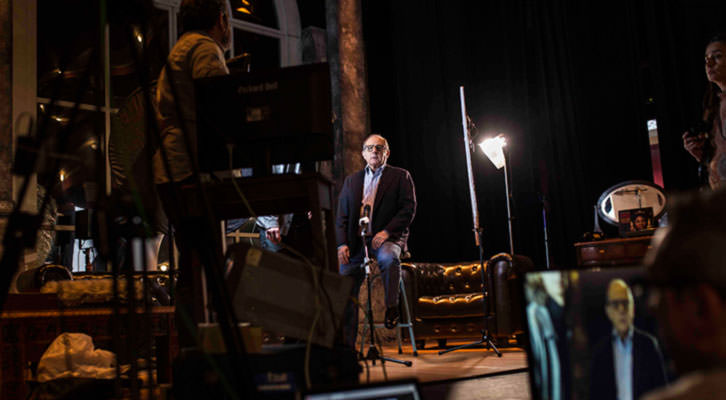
[686,121,714,164]
[685,121,712,139]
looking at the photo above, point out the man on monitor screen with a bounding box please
[590,279,667,400]
[525,273,565,400]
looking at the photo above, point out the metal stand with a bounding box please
[360,277,419,356]
[502,147,514,256]
[438,229,501,357]
[542,194,552,269]
[439,86,502,357]
[358,212,411,367]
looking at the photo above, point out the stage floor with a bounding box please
[358,340,528,384]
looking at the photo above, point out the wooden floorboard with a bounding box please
[421,372,532,400]
[358,340,528,384]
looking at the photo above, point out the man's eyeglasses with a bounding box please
[363,144,387,152]
[606,299,631,309]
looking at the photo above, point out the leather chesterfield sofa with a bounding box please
[400,253,534,348]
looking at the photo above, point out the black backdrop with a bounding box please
[360,0,726,266]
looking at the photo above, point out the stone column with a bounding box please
[325,0,368,190]
[325,1,393,344]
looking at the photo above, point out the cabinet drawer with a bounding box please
[578,244,625,262]
[575,236,653,267]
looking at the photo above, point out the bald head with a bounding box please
[363,134,389,149]
[362,134,390,171]
[605,279,634,338]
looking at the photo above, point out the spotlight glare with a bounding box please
[478,135,507,169]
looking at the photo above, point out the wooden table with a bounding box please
[574,236,654,268]
[0,305,176,400]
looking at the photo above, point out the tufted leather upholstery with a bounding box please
[401,253,534,343]
[408,262,486,319]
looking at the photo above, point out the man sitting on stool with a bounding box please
[336,134,417,348]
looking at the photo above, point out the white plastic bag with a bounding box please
[36,333,116,382]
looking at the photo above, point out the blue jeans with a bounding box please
[339,240,401,348]
[225,218,282,252]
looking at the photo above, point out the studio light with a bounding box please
[478,134,506,170]
[474,132,513,255]
[446,85,502,356]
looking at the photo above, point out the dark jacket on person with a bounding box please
[589,328,668,400]
[335,165,416,256]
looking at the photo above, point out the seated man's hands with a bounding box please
[372,230,389,250]
[338,245,350,265]
[266,227,282,245]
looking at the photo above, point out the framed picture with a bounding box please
[618,207,656,237]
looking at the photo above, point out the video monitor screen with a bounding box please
[523,267,677,400]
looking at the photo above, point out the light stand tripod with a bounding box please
[358,206,412,367]
[439,228,500,356]
[439,86,502,357]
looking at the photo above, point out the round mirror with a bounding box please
[597,180,666,226]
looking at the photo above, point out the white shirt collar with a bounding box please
[612,326,634,343]
[365,164,386,175]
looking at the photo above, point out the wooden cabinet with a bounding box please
[574,236,654,268]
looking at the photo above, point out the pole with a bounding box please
[542,195,551,269]
[460,86,480,247]
[439,86,501,357]
[502,149,514,255]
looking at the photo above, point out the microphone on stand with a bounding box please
[359,204,371,236]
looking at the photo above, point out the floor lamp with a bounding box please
[478,135,514,255]
[439,86,502,357]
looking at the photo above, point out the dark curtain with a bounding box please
[362,0,726,266]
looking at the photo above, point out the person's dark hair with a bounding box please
[180,0,227,33]
[702,33,726,123]
[631,212,649,230]
[645,188,726,297]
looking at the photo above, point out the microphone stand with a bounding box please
[358,212,411,367]
[439,86,501,357]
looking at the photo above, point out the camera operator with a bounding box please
[683,33,726,189]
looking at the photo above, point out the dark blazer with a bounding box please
[335,165,416,256]
[589,328,668,400]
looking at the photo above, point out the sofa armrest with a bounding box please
[488,253,534,336]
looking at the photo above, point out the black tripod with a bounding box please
[358,207,411,367]
[438,229,501,356]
